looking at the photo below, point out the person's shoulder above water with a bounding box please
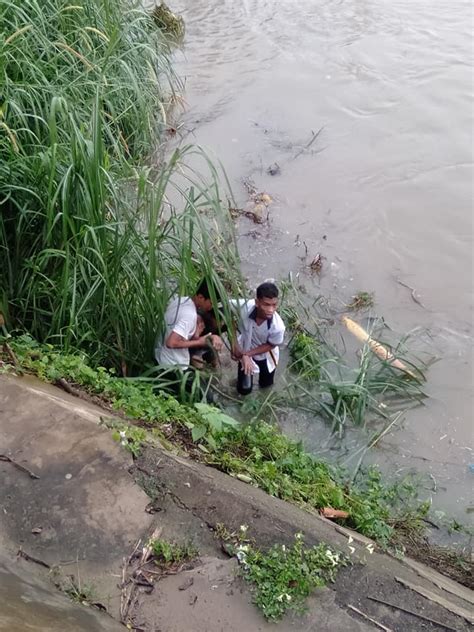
[166,295,193,312]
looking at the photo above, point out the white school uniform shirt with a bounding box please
[230,299,285,372]
[155,296,197,368]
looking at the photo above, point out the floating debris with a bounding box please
[309,253,323,273]
[348,291,374,310]
[231,180,273,224]
[267,162,281,176]
[151,3,185,40]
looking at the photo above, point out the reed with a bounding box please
[0,0,242,373]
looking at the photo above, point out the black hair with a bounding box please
[256,282,279,300]
[195,279,222,303]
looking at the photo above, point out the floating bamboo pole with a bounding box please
[341,316,417,379]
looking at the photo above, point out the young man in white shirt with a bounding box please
[155,280,223,399]
[231,282,285,396]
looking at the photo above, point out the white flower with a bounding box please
[119,430,127,438]
[240,524,248,533]
[295,532,303,540]
[366,543,375,555]
[348,546,356,555]
[281,545,286,552]
[277,593,292,602]
[325,549,340,566]
[348,535,354,544]
[236,550,247,564]
[237,544,249,552]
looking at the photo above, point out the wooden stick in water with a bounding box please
[341,316,417,379]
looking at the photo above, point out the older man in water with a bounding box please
[155,279,224,400]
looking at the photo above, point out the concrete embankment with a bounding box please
[0,374,472,631]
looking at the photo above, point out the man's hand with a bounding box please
[208,334,224,351]
[231,344,244,360]
[241,354,254,376]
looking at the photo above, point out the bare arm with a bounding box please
[166,331,223,351]
[242,342,275,358]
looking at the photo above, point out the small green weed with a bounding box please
[186,403,239,450]
[104,420,148,457]
[238,533,345,620]
[63,576,96,605]
[151,539,198,569]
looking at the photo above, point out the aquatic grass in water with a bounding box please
[278,280,427,433]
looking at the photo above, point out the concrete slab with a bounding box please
[0,374,153,617]
[1,374,472,632]
[0,555,123,632]
[134,556,371,632]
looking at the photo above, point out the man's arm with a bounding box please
[241,342,275,358]
[166,331,223,351]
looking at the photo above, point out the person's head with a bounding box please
[255,282,279,320]
[193,314,205,339]
[193,279,221,313]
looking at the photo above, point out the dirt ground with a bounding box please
[0,374,472,632]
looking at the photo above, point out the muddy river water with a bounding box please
[171,0,473,520]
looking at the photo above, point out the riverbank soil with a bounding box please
[0,374,472,631]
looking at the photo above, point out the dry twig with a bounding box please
[396,278,427,309]
[0,454,40,479]
[347,604,393,631]
[368,595,458,631]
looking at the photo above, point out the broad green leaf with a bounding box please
[191,425,207,442]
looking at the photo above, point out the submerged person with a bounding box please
[155,280,223,400]
[231,282,285,396]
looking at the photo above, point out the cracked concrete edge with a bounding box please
[5,373,474,613]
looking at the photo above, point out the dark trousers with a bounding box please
[237,358,276,396]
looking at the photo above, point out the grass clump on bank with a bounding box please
[0,0,241,374]
[240,535,345,621]
[151,539,198,569]
[217,526,346,621]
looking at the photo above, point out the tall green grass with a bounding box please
[0,0,241,373]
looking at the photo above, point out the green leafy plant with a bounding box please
[186,402,240,449]
[238,534,345,620]
[108,422,148,457]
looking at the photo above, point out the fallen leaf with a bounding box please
[320,507,349,519]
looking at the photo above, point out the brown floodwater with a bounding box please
[171,0,473,519]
